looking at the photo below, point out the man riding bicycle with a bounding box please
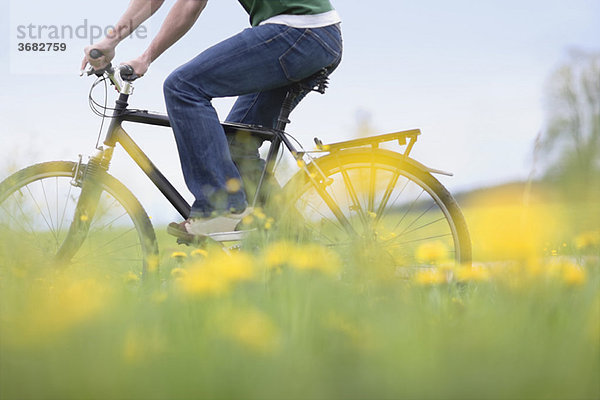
[81,0,343,238]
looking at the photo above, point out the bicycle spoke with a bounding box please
[375,171,400,223]
[379,179,410,221]
[392,188,425,232]
[401,216,447,237]
[368,159,376,214]
[0,199,36,236]
[40,178,56,233]
[77,241,142,261]
[302,214,341,244]
[88,197,121,231]
[397,202,436,237]
[303,198,347,235]
[25,184,58,242]
[92,209,129,234]
[89,226,138,254]
[58,182,74,233]
[336,162,367,225]
[384,232,453,248]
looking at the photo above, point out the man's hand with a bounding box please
[81,39,116,72]
[123,53,152,77]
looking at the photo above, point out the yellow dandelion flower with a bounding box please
[414,269,447,286]
[124,271,140,283]
[263,241,341,276]
[242,214,254,225]
[147,255,160,273]
[191,249,208,257]
[574,231,600,250]
[253,208,266,220]
[562,263,586,286]
[79,214,89,222]
[225,178,242,193]
[455,266,490,282]
[415,241,449,264]
[170,251,187,259]
[176,252,255,296]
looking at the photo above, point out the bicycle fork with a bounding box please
[54,147,114,264]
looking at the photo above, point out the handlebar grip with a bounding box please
[89,49,103,59]
[119,64,139,82]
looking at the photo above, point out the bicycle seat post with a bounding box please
[275,87,299,133]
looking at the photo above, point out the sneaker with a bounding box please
[167,208,254,240]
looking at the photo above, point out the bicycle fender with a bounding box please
[403,157,454,177]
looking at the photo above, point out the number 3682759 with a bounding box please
[18,43,67,51]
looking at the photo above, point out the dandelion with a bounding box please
[79,214,89,222]
[225,178,242,193]
[176,252,255,296]
[147,254,160,273]
[124,271,140,283]
[455,265,490,282]
[253,208,267,220]
[414,269,447,286]
[415,241,449,264]
[574,231,600,250]
[170,251,187,259]
[191,249,208,258]
[263,241,341,276]
[562,263,586,286]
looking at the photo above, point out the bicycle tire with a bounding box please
[280,148,471,273]
[0,161,159,280]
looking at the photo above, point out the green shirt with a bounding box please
[238,0,334,26]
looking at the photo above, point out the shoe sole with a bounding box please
[167,223,255,244]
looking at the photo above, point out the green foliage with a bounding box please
[540,51,600,200]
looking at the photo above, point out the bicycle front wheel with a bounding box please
[282,149,471,275]
[0,161,158,280]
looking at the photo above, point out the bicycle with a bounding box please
[0,55,471,280]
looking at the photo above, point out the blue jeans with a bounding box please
[163,23,343,218]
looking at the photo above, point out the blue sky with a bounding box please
[1,0,599,221]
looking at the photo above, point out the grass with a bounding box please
[0,184,599,399]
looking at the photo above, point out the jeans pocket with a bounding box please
[279,29,342,82]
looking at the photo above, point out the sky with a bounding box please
[1,0,599,222]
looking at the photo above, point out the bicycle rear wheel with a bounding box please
[0,161,158,280]
[281,149,471,276]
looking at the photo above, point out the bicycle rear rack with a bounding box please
[314,129,421,156]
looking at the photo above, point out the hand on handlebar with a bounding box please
[122,54,150,78]
[81,42,115,72]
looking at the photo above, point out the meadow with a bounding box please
[0,183,598,399]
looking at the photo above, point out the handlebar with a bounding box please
[85,49,139,82]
